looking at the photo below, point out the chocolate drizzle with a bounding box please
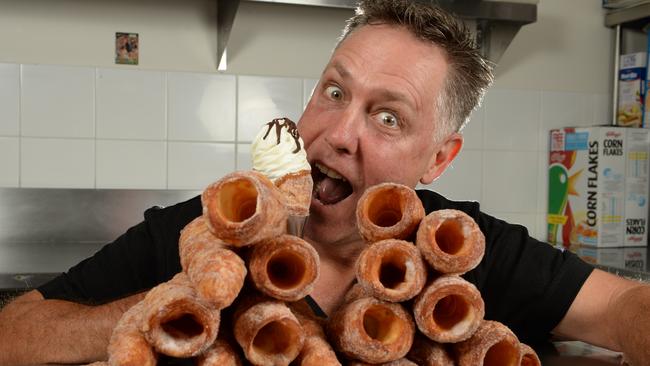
[262,117,302,153]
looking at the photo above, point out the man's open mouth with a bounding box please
[312,163,353,205]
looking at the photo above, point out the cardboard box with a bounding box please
[577,246,647,272]
[618,52,646,127]
[645,32,650,128]
[548,127,650,247]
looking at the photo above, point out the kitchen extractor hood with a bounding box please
[216,0,537,69]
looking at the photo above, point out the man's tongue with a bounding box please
[315,176,352,205]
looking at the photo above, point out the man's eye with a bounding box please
[378,112,399,128]
[325,86,343,100]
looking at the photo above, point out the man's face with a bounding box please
[298,24,459,246]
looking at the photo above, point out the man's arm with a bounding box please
[553,268,650,365]
[0,289,145,366]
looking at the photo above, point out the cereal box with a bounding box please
[618,52,646,127]
[577,246,647,272]
[548,127,650,247]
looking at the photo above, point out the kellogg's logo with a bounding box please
[628,236,643,242]
[606,131,622,138]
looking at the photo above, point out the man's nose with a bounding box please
[325,107,362,155]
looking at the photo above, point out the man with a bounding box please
[2,1,650,365]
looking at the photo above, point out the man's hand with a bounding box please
[0,289,145,366]
[554,269,650,365]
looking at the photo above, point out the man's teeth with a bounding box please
[315,163,347,181]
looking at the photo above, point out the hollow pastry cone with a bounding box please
[202,170,288,247]
[343,283,372,304]
[179,216,228,271]
[416,209,485,275]
[348,358,418,366]
[140,273,219,358]
[328,296,415,364]
[234,297,305,366]
[406,335,454,366]
[107,302,157,366]
[356,183,425,244]
[455,320,521,366]
[187,245,247,309]
[291,307,341,366]
[519,343,541,366]
[197,337,243,366]
[251,118,313,218]
[413,275,484,343]
[355,239,427,302]
[248,234,320,302]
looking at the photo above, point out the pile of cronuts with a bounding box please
[92,172,540,366]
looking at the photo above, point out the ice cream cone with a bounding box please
[276,169,313,217]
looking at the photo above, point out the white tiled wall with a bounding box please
[0,62,612,242]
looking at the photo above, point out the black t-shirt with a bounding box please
[38,189,593,343]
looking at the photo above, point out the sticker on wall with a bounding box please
[115,32,139,65]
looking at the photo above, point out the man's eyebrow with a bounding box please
[332,62,351,79]
[376,89,415,109]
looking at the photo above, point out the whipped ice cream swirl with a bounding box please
[251,118,310,182]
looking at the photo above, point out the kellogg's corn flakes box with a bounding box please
[548,127,649,248]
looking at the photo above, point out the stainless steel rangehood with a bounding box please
[216,0,537,69]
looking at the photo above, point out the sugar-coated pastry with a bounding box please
[187,245,246,309]
[140,273,219,358]
[348,358,418,366]
[355,239,426,303]
[107,302,157,366]
[202,170,288,247]
[413,275,484,343]
[234,297,305,366]
[356,183,425,244]
[178,216,227,271]
[196,337,243,366]
[416,209,485,275]
[519,343,541,366]
[291,308,341,366]
[248,234,320,302]
[406,335,454,366]
[455,320,521,366]
[328,297,415,364]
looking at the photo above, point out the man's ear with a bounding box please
[420,133,463,185]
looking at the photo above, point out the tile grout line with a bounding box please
[234,75,239,170]
[18,64,22,187]
[94,67,98,188]
[165,71,169,190]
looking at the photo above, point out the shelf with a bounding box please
[216,0,538,69]
[605,2,650,29]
